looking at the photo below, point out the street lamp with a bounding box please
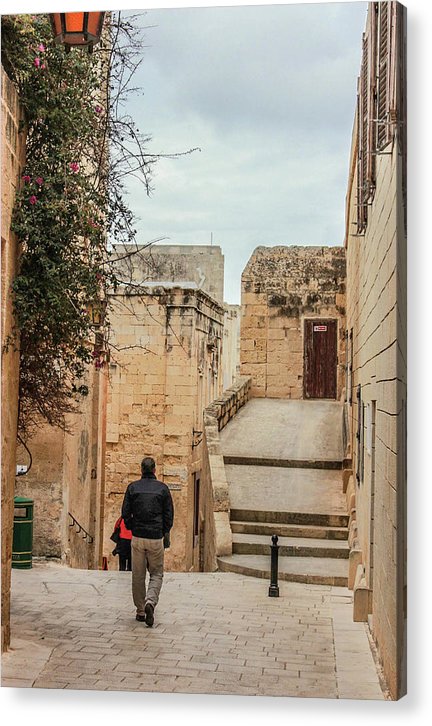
[50,12,105,53]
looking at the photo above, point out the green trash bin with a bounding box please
[12,496,34,569]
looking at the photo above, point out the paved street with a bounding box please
[1,561,388,700]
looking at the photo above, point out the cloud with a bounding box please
[123,2,368,303]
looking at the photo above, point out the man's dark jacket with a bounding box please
[121,473,174,539]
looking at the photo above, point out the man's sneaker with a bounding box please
[136,613,146,622]
[144,601,154,627]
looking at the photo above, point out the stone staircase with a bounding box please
[216,399,349,587]
[218,507,349,586]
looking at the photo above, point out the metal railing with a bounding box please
[68,512,94,544]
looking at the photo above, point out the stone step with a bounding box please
[230,508,349,528]
[223,455,342,470]
[231,520,348,540]
[232,533,349,559]
[217,554,349,587]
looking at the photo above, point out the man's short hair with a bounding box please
[141,457,156,475]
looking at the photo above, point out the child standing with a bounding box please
[110,516,132,571]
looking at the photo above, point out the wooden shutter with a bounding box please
[356,4,379,232]
[377,2,390,149]
[367,3,377,188]
[396,3,407,234]
[357,33,369,231]
[361,33,369,194]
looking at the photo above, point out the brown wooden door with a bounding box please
[303,319,338,399]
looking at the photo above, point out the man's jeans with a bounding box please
[131,536,164,616]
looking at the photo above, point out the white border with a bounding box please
[1,1,431,724]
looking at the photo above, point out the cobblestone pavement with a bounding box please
[1,561,388,700]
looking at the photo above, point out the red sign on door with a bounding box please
[314,325,327,332]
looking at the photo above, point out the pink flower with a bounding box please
[41,63,46,70]
[69,162,80,173]
[95,105,103,114]
[35,177,44,186]
[22,175,31,184]
[29,195,37,205]
[37,43,46,53]
[34,57,41,68]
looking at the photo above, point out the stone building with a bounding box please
[115,243,224,303]
[102,243,241,572]
[1,66,26,652]
[223,304,241,390]
[9,243,239,578]
[103,283,225,572]
[343,1,406,699]
[240,246,346,400]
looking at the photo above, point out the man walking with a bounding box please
[121,457,174,627]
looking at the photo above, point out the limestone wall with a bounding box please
[112,244,225,304]
[345,137,406,698]
[201,377,252,571]
[240,246,346,399]
[222,304,241,390]
[1,66,26,652]
[104,286,225,572]
[344,2,407,695]
[14,364,108,570]
[15,430,66,558]
[63,365,108,569]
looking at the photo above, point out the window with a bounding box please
[365,401,373,455]
[368,401,377,587]
[356,2,406,233]
[356,384,365,485]
[376,2,391,149]
[193,474,200,547]
[348,329,354,405]
[357,33,369,232]
[357,4,378,232]
[344,330,349,402]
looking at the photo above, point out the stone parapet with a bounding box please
[204,376,252,432]
[200,377,252,570]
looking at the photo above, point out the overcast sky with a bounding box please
[123,2,368,304]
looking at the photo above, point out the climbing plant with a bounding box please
[2,12,196,441]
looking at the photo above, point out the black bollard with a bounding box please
[268,534,280,597]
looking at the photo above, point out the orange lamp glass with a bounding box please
[50,12,105,52]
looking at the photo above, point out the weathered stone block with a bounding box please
[348,548,363,590]
[214,512,232,556]
[353,567,372,622]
